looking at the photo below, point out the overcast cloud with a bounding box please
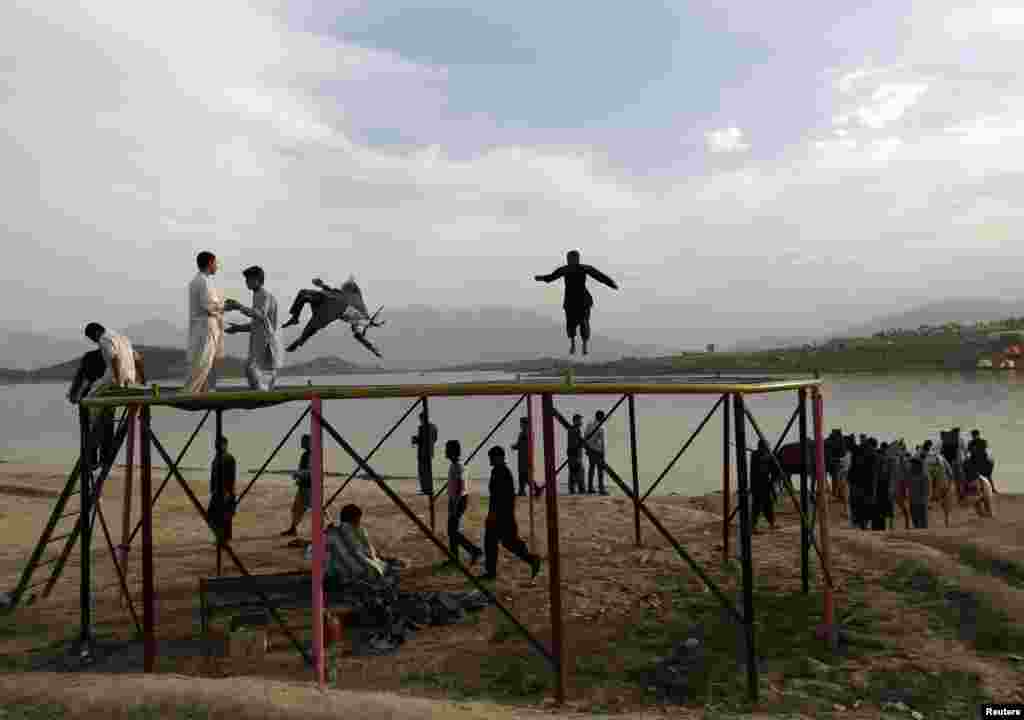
[2,1,1023,341]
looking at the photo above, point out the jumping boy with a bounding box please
[534,250,618,355]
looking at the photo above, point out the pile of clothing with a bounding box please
[332,582,492,656]
[645,625,706,704]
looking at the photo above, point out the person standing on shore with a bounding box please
[480,446,541,582]
[750,440,778,532]
[411,412,438,496]
[225,265,283,391]
[186,251,228,393]
[444,440,483,566]
[584,410,608,495]
[510,417,532,497]
[566,414,585,495]
[281,434,312,537]
[208,436,237,542]
[907,456,930,529]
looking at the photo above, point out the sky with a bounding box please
[3,1,1024,342]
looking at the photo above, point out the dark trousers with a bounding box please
[564,305,592,341]
[517,463,530,495]
[418,456,434,495]
[910,502,928,529]
[751,489,775,528]
[287,289,325,318]
[567,458,584,494]
[448,495,481,562]
[484,517,535,576]
[586,450,605,493]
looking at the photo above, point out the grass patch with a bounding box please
[124,706,210,720]
[862,669,989,720]
[401,670,471,698]
[478,653,551,700]
[882,559,1024,655]
[0,705,67,720]
[959,545,1024,589]
[490,615,520,644]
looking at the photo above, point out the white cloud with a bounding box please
[704,127,750,153]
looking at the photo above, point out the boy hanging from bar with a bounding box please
[534,250,618,355]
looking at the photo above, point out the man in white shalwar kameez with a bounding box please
[225,265,283,390]
[185,251,228,393]
[84,323,138,396]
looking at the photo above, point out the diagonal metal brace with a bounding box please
[642,394,725,503]
[313,410,557,669]
[236,406,311,508]
[146,428,312,665]
[433,394,526,501]
[552,394,628,478]
[127,410,211,547]
[550,406,745,626]
[319,393,415,512]
[742,404,833,588]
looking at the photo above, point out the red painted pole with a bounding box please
[311,396,325,689]
[527,394,536,547]
[541,393,566,705]
[722,394,731,563]
[812,388,834,630]
[140,405,155,673]
[120,407,136,583]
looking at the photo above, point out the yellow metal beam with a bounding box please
[81,377,823,410]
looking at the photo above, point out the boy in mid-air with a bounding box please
[534,250,618,355]
[282,277,381,356]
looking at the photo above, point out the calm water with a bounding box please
[1,371,1021,495]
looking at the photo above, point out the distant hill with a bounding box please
[0,331,92,370]
[838,298,1024,339]
[100,306,668,370]
[279,355,383,376]
[28,345,249,382]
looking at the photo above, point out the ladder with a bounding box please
[3,408,130,613]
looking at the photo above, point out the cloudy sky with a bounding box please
[3,1,1023,341]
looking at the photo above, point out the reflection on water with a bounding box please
[0,370,1020,495]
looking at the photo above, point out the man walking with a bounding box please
[411,412,438,495]
[186,251,228,393]
[480,446,541,582]
[225,265,283,390]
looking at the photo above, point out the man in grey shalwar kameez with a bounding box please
[225,265,283,390]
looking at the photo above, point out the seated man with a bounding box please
[282,277,373,353]
[324,504,398,591]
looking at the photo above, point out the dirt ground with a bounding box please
[1,462,1023,718]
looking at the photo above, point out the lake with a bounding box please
[1,371,1021,495]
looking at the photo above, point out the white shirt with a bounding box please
[90,330,136,394]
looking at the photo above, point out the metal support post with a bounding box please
[76,405,95,660]
[310,396,325,689]
[812,388,835,637]
[527,394,536,547]
[421,397,436,534]
[141,405,156,673]
[627,394,640,547]
[215,409,224,577]
[798,389,810,594]
[732,394,758,704]
[722,393,731,564]
[541,394,566,705]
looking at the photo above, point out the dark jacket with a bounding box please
[488,462,518,522]
[536,264,618,311]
